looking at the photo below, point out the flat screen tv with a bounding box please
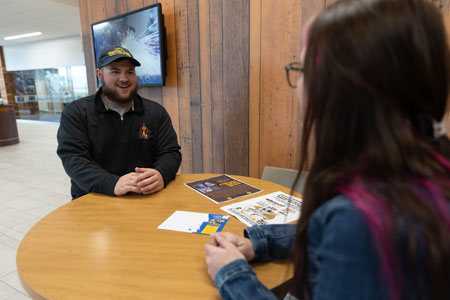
[91,3,167,87]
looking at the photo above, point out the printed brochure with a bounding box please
[221,191,302,226]
[185,174,261,203]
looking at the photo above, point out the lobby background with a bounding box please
[79,0,450,179]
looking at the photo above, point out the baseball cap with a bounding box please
[96,45,141,69]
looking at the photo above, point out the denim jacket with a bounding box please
[214,195,386,300]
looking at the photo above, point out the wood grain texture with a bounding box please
[90,0,107,90]
[198,0,213,173]
[80,0,96,94]
[249,0,261,178]
[127,0,144,12]
[209,0,225,174]
[104,0,117,17]
[115,0,128,14]
[223,0,250,176]
[259,0,302,175]
[174,0,194,173]
[186,0,204,173]
[17,174,295,300]
[159,0,181,144]
[301,0,324,32]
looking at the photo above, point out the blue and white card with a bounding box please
[158,211,230,235]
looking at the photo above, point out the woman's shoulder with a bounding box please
[310,195,361,224]
[307,195,372,249]
[306,199,386,299]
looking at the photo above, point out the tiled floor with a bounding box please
[0,120,71,299]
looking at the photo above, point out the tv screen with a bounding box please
[91,3,167,86]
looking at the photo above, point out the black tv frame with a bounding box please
[91,3,168,87]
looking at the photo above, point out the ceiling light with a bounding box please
[4,32,42,41]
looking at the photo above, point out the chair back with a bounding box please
[261,166,308,195]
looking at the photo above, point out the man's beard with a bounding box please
[100,79,138,104]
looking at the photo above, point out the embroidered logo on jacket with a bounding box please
[138,123,151,139]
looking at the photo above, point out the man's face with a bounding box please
[96,59,138,104]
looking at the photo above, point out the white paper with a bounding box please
[221,191,302,226]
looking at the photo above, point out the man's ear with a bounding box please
[95,68,102,82]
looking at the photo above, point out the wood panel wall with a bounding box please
[80,0,253,176]
[78,0,450,178]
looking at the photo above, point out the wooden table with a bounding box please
[17,174,296,299]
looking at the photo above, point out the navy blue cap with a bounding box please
[96,46,141,69]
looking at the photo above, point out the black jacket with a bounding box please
[57,88,182,199]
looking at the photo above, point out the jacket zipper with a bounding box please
[120,114,126,143]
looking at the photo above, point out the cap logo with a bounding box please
[108,47,131,57]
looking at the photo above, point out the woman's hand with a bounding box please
[204,233,248,280]
[211,232,255,261]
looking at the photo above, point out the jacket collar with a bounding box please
[94,87,145,114]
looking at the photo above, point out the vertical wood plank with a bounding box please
[143,0,158,7]
[302,0,324,26]
[89,0,107,90]
[79,0,96,94]
[324,0,338,6]
[259,0,302,174]
[198,0,213,173]
[90,0,107,23]
[209,0,225,174]
[187,0,203,173]
[127,0,144,12]
[175,0,193,173]
[115,0,128,14]
[104,0,117,17]
[249,0,261,178]
[222,0,250,176]
[160,0,181,152]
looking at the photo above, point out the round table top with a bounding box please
[17,174,296,299]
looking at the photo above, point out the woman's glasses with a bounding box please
[285,62,304,88]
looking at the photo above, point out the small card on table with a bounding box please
[157,211,230,235]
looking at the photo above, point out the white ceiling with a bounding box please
[0,0,81,46]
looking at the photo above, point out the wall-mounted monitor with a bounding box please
[91,3,167,87]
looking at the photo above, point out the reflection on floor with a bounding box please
[0,120,71,299]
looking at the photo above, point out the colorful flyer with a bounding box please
[221,191,302,226]
[157,211,230,235]
[185,174,262,203]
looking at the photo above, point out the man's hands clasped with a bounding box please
[114,167,164,196]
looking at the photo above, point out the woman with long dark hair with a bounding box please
[204,0,450,299]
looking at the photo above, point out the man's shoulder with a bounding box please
[139,96,164,108]
[137,95,169,115]
[65,93,96,110]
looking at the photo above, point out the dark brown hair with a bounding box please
[293,0,450,299]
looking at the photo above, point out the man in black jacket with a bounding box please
[57,46,181,199]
